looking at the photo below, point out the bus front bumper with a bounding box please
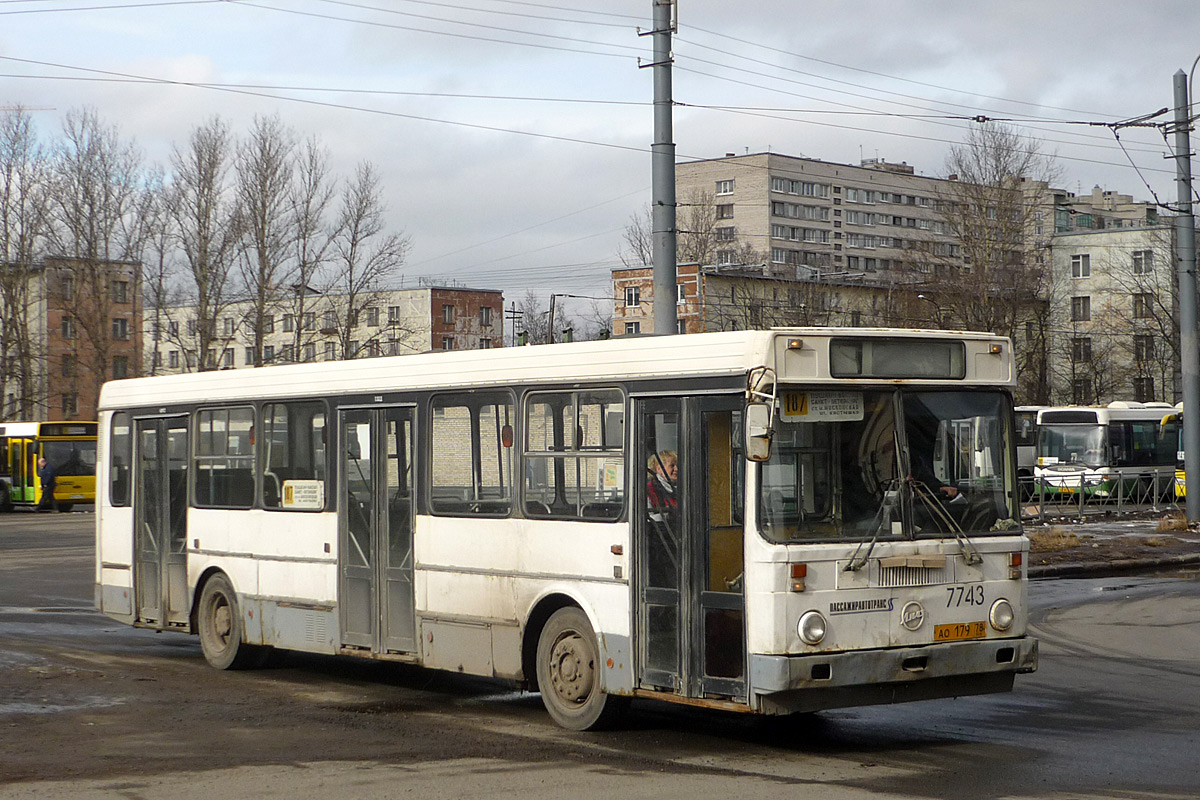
[748,636,1038,714]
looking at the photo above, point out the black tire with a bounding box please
[197,573,263,670]
[57,503,73,513]
[0,486,12,513]
[535,606,627,731]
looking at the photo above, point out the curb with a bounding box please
[1029,552,1200,579]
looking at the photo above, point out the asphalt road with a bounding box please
[2,514,1199,799]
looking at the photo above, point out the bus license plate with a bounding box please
[934,621,986,642]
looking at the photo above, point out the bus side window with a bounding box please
[110,412,131,507]
[430,392,514,517]
[262,402,326,511]
[194,406,256,509]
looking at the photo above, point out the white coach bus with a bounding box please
[95,328,1036,730]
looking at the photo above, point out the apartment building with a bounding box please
[612,262,929,337]
[1048,224,1178,404]
[676,153,960,281]
[2,256,143,421]
[147,285,504,374]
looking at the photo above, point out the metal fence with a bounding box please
[1019,467,1180,523]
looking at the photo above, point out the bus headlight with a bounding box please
[798,611,827,644]
[989,599,1015,632]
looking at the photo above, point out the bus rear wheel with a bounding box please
[197,573,265,670]
[536,606,626,730]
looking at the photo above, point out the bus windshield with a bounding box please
[758,389,1015,542]
[1037,424,1106,468]
[42,440,98,476]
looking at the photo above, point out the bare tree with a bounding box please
[169,116,241,371]
[137,166,178,376]
[235,114,296,366]
[45,108,145,412]
[282,137,336,361]
[620,190,745,268]
[516,290,550,344]
[917,123,1060,402]
[0,106,49,417]
[325,162,410,359]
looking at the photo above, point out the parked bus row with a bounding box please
[95,328,1037,730]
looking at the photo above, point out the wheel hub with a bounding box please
[549,633,593,703]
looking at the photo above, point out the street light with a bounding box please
[916,294,943,328]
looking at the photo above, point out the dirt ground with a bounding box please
[1026,514,1200,569]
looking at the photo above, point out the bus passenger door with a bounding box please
[339,406,416,655]
[134,417,189,629]
[636,397,746,701]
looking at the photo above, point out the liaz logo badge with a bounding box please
[901,601,925,631]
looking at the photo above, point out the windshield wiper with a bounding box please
[908,478,983,565]
[845,480,901,572]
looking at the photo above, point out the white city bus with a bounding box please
[95,328,1037,730]
[1035,402,1179,500]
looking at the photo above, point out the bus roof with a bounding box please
[1037,402,1177,425]
[99,328,1013,411]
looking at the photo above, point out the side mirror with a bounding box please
[744,401,774,462]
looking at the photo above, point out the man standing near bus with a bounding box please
[36,456,56,512]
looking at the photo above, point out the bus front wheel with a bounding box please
[197,573,264,670]
[535,606,627,731]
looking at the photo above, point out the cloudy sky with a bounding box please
[3,0,1199,315]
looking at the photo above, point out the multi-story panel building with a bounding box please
[3,257,143,421]
[147,285,503,375]
[1047,225,1178,404]
[676,153,957,280]
[612,262,928,337]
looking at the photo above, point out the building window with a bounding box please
[625,286,640,307]
[441,336,455,350]
[280,344,294,362]
[1133,376,1155,402]
[263,316,274,334]
[323,310,337,330]
[61,354,74,378]
[282,314,295,333]
[112,355,129,379]
[715,179,734,195]
[715,204,734,219]
[715,226,736,242]
[716,250,736,265]
[222,348,233,368]
[61,317,75,339]
[1132,250,1154,274]
[388,306,400,324]
[303,343,316,362]
[347,340,358,358]
[112,317,129,340]
[480,337,493,349]
[325,341,336,361]
[62,276,74,302]
[187,319,198,337]
[480,306,493,326]
[245,347,255,365]
[365,306,380,327]
[1134,334,1154,361]
[1070,254,1090,278]
[442,304,455,324]
[677,284,686,305]
[676,319,687,334]
[169,320,179,337]
[61,393,77,417]
[263,345,275,363]
[1072,336,1092,362]
[169,350,180,369]
[1133,293,1153,319]
[624,321,640,335]
[111,280,129,303]
[303,312,315,331]
[152,351,161,368]
[1070,296,1091,322]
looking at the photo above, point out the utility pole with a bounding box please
[504,303,522,348]
[643,0,677,335]
[1171,69,1200,522]
[547,293,556,344]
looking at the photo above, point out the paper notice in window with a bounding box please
[780,391,864,422]
[282,479,325,510]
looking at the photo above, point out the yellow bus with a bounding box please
[0,421,98,511]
